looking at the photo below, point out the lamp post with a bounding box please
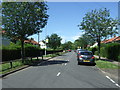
[45,38,48,56]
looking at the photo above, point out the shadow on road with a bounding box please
[78,63,96,66]
[30,60,69,66]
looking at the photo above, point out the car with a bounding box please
[76,49,88,59]
[68,49,71,52]
[77,51,95,65]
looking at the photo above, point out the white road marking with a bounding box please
[115,84,120,88]
[57,72,61,77]
[65,63,67,65]
[106,76,120,87]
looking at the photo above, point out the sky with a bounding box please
[28,2,118,43]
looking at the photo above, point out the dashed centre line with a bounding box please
[57,72,61,77]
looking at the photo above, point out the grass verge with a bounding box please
[0,58,42,74]
[43,52,66,58]
[95,60,120,69]
[0,52,66,75]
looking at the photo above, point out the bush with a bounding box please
[100,47,106,58]
[88,47,97,55]
[105,43,120,61]
[118,55,120,62]
[95,51,99,55]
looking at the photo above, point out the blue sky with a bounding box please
[29,2,118,43]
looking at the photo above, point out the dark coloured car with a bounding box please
[76,49,88,58]
[77,51,95,65]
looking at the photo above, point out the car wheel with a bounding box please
[78,62,80,65]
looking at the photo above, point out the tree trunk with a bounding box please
[97,36,101,60]
[21,40,25,63]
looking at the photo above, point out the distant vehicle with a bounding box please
[77,50,95,65]
[74,50,76,52]
[68,49,71,52]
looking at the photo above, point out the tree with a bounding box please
[2,2,49,62]
[78,8,119,59]
[61,41,73,50]
[74,34,95,49]
[47,33,62,50]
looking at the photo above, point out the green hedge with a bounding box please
[105,43,120,61]
[2,43,63,62]
[90,43,120,61]
[99,43,120,61]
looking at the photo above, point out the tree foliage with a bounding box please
[74,34,95,49]
[47,33,62,50]
[78,8,119,59]
[2,2,49,40]
[61,41,73,50]
[78,8,119,40]
[2,2,49,62]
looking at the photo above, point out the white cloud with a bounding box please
[72,32,84,41]
[61,36,67,44]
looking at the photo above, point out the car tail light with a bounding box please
[78,53,81,54]
[79,56,82,58]
[91,56,95,59]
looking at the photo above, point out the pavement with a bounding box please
[94,55,120,86]
[94,55,120,66]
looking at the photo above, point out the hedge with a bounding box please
[105,43,120,61]
[2,44,63,62]
[89,43,120,61]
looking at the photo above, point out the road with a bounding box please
[2,51,120,88]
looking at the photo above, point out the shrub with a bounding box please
[100,47,106,57]
[95,51,99,55]
[105,43,120,61]
[89,47,97,55]
[118,55,120,62]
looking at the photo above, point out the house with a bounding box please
[0,30,10,46]
[90,42,98,48]
[24,38,39,46]
[101,36,120,44]
[39,41,46,49]
[90,36,120,48]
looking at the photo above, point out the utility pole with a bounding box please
[118,1,120,36]
[38,31,40,46]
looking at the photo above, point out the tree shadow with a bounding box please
[30,60,69,66]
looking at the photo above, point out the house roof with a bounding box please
[101,36,120,43]
[24,39,39,45]
[0,30,5,34]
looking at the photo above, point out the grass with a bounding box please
[0,59,41,74]
[95,60,120,69]
[43,52,66,58]
[0,52,66,74]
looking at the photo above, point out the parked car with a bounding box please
[77,50,95,65]
[76,49,88,58]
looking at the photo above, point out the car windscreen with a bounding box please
[80,52,92,55]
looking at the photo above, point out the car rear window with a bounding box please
[80,52,92,55]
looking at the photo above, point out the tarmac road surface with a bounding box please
[2,51,119,89]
